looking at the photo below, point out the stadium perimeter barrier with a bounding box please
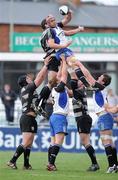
[0,127,118,153]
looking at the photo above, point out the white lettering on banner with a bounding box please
[15,37,41,46]
[41,131,50,149]
[5,135,15,148]
[15,37,27,46]
[40,130,118,151]
[69,37,118,47]
[0,131,4,147]
[0,131,22,148]
[0,129,118,151]
[0,131,38,149]
[90,132,100,150]
[16,135,22,147]
[32,135,38,148]
[76,133,81,149]
[63,132,75,149]
[98,139,104,150]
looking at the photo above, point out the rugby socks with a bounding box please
[112,147,118,166]
[75,68,90,87]
[35,85,51,109]
[48,145,53,163]
[85,145,98,165]
[49,144,60,165]
[10,144,25,163]
[104,144,114,167]
[24,147,31,167]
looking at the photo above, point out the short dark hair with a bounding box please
[41,19,47,30]
[102,74,111,87]
[18,75,28,87]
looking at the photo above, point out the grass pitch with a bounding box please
[0,151,117,180]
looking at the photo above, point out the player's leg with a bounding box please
[47,133,64,171]
[67,56,91,87]
[23,116,37,170]
[98,113,117,173]
[48,136,55,164]
[47,114,67,171]
[47,114,57,171]
[100,130,116,173]
[22,133,35,170]
[76,115,100,171]
[81,134,100,171]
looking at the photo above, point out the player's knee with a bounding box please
[48,78,57,88]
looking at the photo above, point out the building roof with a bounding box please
[0,1,118,28]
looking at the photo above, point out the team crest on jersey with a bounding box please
[31,126,34,131]
[79,127,82,133]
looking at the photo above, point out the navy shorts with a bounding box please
[76,115,92,134]
[20,114,37,133]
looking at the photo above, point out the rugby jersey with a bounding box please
[40,22,64,55]
[51,88,69,115]
[93,89,108,114]
[72,89,89,118]
[20,82,38,114]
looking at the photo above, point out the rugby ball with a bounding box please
[59,5,69,15]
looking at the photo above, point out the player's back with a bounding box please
[51,88,69,115]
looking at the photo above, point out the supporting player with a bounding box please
[75,62,118,173]
[47,56,69,171]
[70,73,100,171]
[7,56,51,170]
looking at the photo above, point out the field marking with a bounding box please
[30,173,98,178]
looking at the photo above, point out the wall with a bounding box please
[0,24,118,52]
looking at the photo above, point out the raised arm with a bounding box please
[74,61,96,85]
[60,56,68,84]
[34,56,51,87]
[64,26,84,36]
[48,38,72,49]
[55,56,68,92]
[56,60,63,80]
[61,10,72,26]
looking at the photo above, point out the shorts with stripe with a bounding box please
[49,113,68,136]
[20,114,37,133]
[75,115,92,134]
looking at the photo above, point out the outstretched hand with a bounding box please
[78,26,84,32]
[44,55,52,66]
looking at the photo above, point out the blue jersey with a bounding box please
[51,23,68,46]
[93,89,108,114]
[51,88,69,115]
[50,23,74,60]
[93,89,113,131]
[49,87,69,136]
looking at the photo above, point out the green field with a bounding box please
[0,152,117,180]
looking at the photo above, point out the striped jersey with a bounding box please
[72,89,88,119]
[20,82,38,114]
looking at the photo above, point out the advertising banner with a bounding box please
[0,127,118,153]
[13,33,118,53]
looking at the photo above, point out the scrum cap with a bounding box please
[18,75,28,87]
